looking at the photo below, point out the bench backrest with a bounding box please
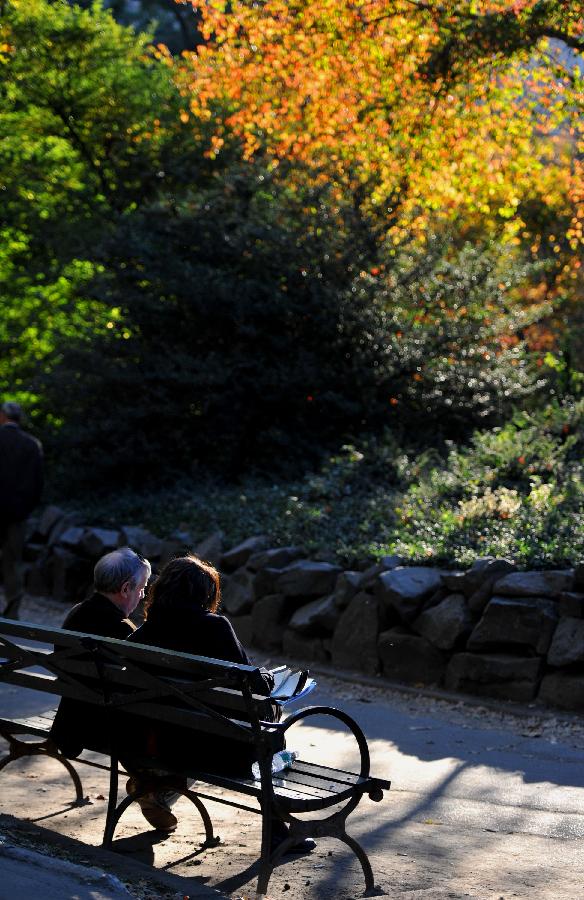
[0,618,282,751]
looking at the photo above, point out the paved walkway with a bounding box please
[0,836,136,900]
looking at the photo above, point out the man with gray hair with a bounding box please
[51,548,151,758]
[51,547,177,832]
[60,546,151,638]
[0,401,44,619]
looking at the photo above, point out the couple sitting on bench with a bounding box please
[50,547,315,854]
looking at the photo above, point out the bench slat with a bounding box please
[130,749,381,807]
[0,714,55,737]
[110,699,280,746]
[123,753,367,811]
[0,661,265,722]
[0,670,279,747]
[49,657,272,716]
[292,759,369,785]
[272,767,364,795]
[291,760,390,791]
[0,668,106,703]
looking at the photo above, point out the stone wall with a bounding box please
[18,506,584,712]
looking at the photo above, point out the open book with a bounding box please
[269,666,316,704]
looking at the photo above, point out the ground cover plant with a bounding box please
[74,396,584,569]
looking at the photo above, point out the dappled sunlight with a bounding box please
[2,684,584,898]
[287,701,584,845]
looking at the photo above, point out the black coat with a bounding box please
[129,606,256,665]
[50,594,136,758]
[125,606,278,776]
[0,423,43,527]
[62,592,136,640]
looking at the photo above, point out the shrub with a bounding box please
[387,397,584,566]
[42,183,552,487]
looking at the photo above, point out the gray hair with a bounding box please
[1,401,23,424]
[94,547,151,594]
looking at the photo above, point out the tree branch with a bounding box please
[50,103,112,200]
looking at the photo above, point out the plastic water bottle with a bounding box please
[251,749,298,780]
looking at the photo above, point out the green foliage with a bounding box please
[39,169,395,482]
[356,237,551,430]
[75,399,584,569]
[0,0,571,495]
[0,227,106,423]
[36,161,552,485]
[74,433,405,567]
[0,0,200,223]
[0,0,212,442]
[388,397,584,567]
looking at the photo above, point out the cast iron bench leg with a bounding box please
[0,733,84,804]
[268,792,377,895]
[102,771,220,849]
[256,792,276,899]
[339,830,375,891]
[102,753,122,847]
[183,787,219,847]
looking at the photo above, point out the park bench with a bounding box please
[0,617,390,898]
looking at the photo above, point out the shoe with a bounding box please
[126,777,178,833]
[283,838,316,855]
[136,794,178,833]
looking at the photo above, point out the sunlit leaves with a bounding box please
[0,0,213,435]
[0,229,109,389]
[177,0,582,248]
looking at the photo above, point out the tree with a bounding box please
[0,0,208,235]
[177,0,583,248]
[0,0,212,427]
[175,0,583,429]
[0,0,575,488]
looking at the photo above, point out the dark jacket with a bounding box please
[0,423,43,526]
[130,606,257,665]
[125,606,278,776]
[62,592,136,640]
[50,593,136,758]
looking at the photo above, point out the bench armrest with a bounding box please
[277,705,371,779]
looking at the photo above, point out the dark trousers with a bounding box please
[1,520,26,614]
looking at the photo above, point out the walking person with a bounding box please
[0,401,44,619]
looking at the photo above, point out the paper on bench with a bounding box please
[270,667,317,705]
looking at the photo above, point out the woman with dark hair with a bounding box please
[129,553,258,671]
[123,557,279,829]
[124,554,314,852]
[126,553,277,786]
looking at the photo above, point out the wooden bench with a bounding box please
[0,617,390,898]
